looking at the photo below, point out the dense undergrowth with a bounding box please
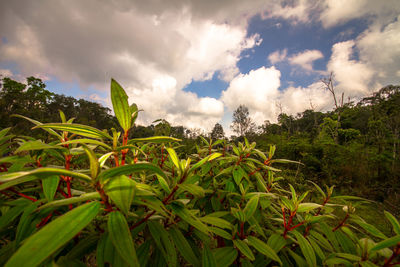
[0,79,400,266]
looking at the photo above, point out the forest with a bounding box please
[0,76,400,266]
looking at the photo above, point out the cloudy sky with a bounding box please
[1,0,400,135]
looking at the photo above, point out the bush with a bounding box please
[0,79,400,266]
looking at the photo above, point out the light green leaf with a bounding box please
[15,140,64,153]
[189,153,222,174]
[247,236,282,265]
[200,216,233,230]
[297,203,322,213]
[170,203,209,235]
[12,114,62,139]
[0,167,92,185]
[292,230,316,267]
[179,184,205,198]
[111,79,131,131]
[37,192,101,211]
[105,175,135,214]
[42,175,59,202]
[82,145,99,179]
[34,123,112,140]
[244,194,259,221]
[352,219,387,239]
[5,201,100,267]
[108,211,139,266]
[59,139,112,150]
[370,235,400,252]
[166,147,180,170]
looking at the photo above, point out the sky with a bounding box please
[1,0,400,136]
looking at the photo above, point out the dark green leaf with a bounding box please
[108,211,139,266]
[5,201,100,267]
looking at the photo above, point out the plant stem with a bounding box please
[332,213,349,232]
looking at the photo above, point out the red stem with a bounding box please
[332,213,349,232]
[8,188,37,202]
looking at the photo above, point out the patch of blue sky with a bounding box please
[183,71,229,98]
[44,76,108,101]
[238,15,370,88]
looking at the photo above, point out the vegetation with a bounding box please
[1,78,400,266]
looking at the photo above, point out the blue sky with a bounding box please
[1,1,399,135]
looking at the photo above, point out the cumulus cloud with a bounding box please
[327,40,375,96]
[0,0,265,131]
[221,66,332,126]
[319,0,400,28]
[288,49,324,72]
[268,49,287,64]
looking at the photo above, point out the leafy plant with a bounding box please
[0,79,399,266]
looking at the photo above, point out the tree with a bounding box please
[231,105,256,137]
[210,123,225,140]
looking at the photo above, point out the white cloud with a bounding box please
[319,0,400,28]
[268,49,287,64]
[288,49,324,72]
[0,0,265,131]
[221,66,333,127]
[356,16,400,85]
[263,0,320,24]
[327,40,374,95]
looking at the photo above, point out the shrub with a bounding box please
[0,79,399,266]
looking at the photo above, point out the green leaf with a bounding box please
[292,230,316,267]
[297,203,322,213]
[148,221,177,267]
[129,136,181,144]
[59,110,67,123]
[247,236,282,265]
[12,114,62,139]
[213,247,237,267]
[209,227,232,240]
[189,153,222,174]
[42,175,59,202]
[98,162,166,182]
[81,145,99,179]
[104,175,135,214]
[370,235,400,252]
[170,203,209,235]
[34,123,112,140]
[200,216,233,230]
[111,79,131,131]
[5,201,100,267]
[335,253,362,262]
[202,246,217,267]
[0,167,92,186]
[37,192,101,211]
[0,204,28,231]
[169,226,199,266]
[384,211,400,235]
[15,140,64,153]
[233,166,245,185]
[233,240,255,261]
[59,139,112,150]
[166,147,180,170]
[267,234,286,253]
[108,211,140,267]
[243,194,259,221]
[179,184,205,198]
[352,219,387,239]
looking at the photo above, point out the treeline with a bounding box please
[250,85,400,213]
[1,76,399,212]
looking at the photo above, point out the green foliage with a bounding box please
[1,79,400,266]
